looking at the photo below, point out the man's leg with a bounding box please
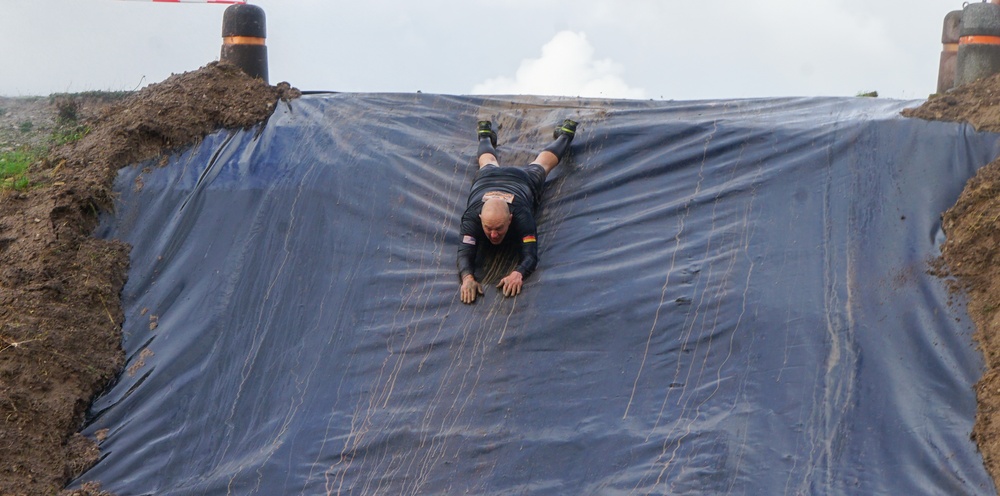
[479,153,499,168]
[532,119,577,175]
[477,121,500,169]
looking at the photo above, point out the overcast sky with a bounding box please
[1,0,964,101]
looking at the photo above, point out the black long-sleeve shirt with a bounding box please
[457,166,543,280]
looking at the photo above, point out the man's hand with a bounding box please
[497,271,524,297]
[461,275,483,304]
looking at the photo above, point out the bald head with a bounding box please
[481,198,510,221]
[480,198,512,245]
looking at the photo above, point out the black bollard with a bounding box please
[220,4,268,83]
[956,2,1000,87]
[938,10,962,93]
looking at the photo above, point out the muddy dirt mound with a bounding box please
[902,72,1000,132]
[906,75,1000,491]
[0,61,298,496]
[939,158,1000,487]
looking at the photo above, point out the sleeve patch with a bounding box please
[522,235,537,243]
[462,235,477,245]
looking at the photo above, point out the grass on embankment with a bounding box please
[0,148,34,191]
[1,91,130,192]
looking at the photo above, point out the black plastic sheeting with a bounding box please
[76,93,1000,495]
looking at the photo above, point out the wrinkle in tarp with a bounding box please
[78,93,1000,495]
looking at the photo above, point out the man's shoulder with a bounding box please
[510,204,536,230]
[460,206,483,232]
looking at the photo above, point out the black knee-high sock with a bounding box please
[542,134,573,161]
[478,136,498,160]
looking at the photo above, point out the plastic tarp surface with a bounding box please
[78,93,1000,495]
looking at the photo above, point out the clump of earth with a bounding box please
[0,61,298,496]
[905,71,1000,491]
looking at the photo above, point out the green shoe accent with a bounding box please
[477,120,498,148]
[553,119,578,139]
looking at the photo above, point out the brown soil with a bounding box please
[902,73,1000,133]
[0,61,299,496]
[905,71,1000,492]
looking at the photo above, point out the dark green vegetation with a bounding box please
[0,91,128,191]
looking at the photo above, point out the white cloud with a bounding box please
[471,31,646,99]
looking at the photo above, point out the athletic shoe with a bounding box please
[477,120,498,148]
[553,119,578,139]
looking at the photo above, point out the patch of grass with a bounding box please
[0,148,37,191]
[1,116,94,191]
[856,90,879,98]
[51,125,90,146]
[18,121,33,133]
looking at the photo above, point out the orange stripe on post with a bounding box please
[960,35,1000,45]
[224,36,265,46]
[943,42,959,52]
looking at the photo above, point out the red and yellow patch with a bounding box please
[522,235,537,243]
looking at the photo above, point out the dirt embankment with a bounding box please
[905,71,1000,492]
[0,62,298,496]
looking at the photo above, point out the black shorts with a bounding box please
[473,163,547,209]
